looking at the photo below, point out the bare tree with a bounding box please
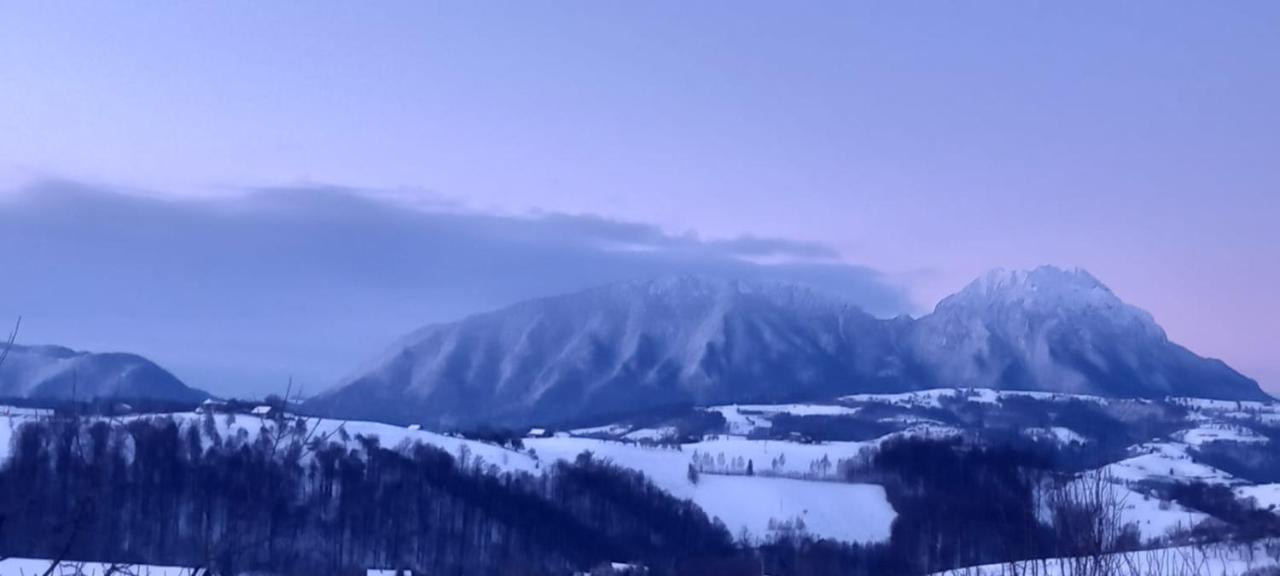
[0,315,19,371]
[0,316,19,563]
[1044,469,1134,576]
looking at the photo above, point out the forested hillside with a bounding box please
[4,409,1277,575]
[0,414,738,575]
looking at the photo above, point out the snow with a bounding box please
[707,406,774,435]
[0,558,196,575]
[1025,426,1086,445]
[842,389,960,409]
[569,423,632,437]
[0,408,53,461]
[1111,484,1208,541]
[1172,397,1278,413]
[525,436,894,543]
[721,403,863,417]
[935,541,1280,576]
[1236,484,1280,514]
[0,410,540,474]
[941,266,1163,338]
[270,415,540,472]
[702,403,861,435]
[1174,424,1269,446]
[694,475,895,544]
[0,419,15,461]
[1102,442,1235,485]
[621,426,676,441]
[841,387,1109,410]
[0,406,54,418]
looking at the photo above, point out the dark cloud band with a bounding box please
[0,179,910,397]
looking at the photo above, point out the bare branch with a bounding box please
[0,316,20,370]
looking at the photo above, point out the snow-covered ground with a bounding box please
[1102,442,1236,486]
[0,410,539,473]
[1024,426,1086,445]
[569,423,632,437]
[935,541,1280,576]
[526,435,895,543]
[692,474,894,544]
[1171,397,1279,413]
[1237,484,1280,514]
[841,387,1113,409]
[0,408,51,461]
[1111,484,1209,541]
[0,558,196,575]
[1174,423,1269,446]
[706,403,861,435]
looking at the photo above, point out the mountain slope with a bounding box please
[0,344,209,403]
[307,276,917,427]
[307,268,1269,428]
[911,267,1263,400]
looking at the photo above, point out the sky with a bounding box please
[0,2,1277,396]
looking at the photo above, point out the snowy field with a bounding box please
[0,558,196,575]
[1102,442,1236,486]
[526,435,896,543]
[706,403,861,435]
[1237,484,1280,514]
[1174,423,1270,446]
[935,541,1280,576]
[1109,484,1209,541]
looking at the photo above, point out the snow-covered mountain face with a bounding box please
[307,276,916,428]
[911,267,1261,400]
[0,344,208,403]
[308,268,1268,428]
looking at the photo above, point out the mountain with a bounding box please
[911,267,1260,400]
[0,343,209,403]
[306,268,1269,428]
[307,276,919,428]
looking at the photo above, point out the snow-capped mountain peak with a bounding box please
[955,266,1108,302]
[935,265,1165,339]
[307,268,1268,428]
[911,266,1251,399]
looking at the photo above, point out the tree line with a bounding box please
[0,414,741,575]
[2,413,1278,576]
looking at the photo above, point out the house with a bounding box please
[528,427,553,438]
[581,563,649,576]
[195,399,228,414]
[250,405,281,419]
[407,424,422,431]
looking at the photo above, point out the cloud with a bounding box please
[0,179,911,397]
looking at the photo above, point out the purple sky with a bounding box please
[1,2,1277,395]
